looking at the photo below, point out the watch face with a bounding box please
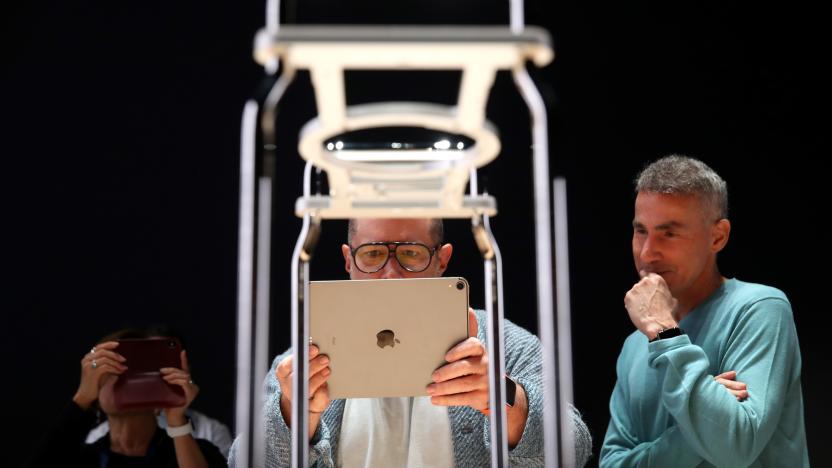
[505,376,517,407]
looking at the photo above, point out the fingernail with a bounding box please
[431,372,440,382]
[426,385,435,395]
[320,357,329,365]
[322,368,331,376]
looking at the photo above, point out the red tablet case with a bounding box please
[112,337,186,411]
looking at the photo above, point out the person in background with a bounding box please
[28,328,227,468]
[85,326,233,458]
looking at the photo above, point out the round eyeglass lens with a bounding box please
[355,244,389,272]
[394,244,431,271]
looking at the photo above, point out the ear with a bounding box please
[341,244,353,274]
[437,243,453,274]
[711,219,731,253]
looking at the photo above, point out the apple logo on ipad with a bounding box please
[376,330,401,348]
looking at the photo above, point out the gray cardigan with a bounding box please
[230,310,592,467]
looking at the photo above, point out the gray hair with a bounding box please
[347,219,444,246]
[635,154,728,221]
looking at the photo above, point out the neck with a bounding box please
[107,412,158,456]
[675,267,725,321]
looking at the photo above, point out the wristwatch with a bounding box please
[480,376,518,415]
[649,326,685,342]
[505,375,517,407]
[166,420,193,438]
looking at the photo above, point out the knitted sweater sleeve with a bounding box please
[484,310,592,467]
[228,349,344,468]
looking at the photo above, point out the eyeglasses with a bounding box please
[350,242,439,274]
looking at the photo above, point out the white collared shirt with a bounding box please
[338,396,455,468]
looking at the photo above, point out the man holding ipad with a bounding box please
[229,218,592,467]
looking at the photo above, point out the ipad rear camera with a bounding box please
[456,281,465,290]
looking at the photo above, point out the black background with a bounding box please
[5,1,827,466]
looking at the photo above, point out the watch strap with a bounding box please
[479,375,518,414]
[166,420,193,438]
[504,375,517,407]
[650,326,685,342]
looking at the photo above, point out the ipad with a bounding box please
[112,337,186,411]
[310,277,469,399]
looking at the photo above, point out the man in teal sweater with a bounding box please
[600,155,808,467]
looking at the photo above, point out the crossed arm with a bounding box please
[601,298,799,467]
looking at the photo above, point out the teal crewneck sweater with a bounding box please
[601,278,808,467]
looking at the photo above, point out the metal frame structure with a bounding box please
[234,6,576,468]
